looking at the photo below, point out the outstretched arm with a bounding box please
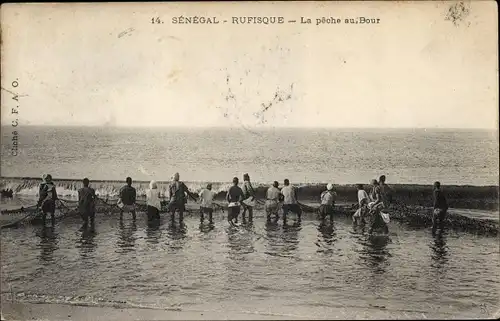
[182,183,198,201]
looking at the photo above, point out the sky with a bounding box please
[1,1,498,129]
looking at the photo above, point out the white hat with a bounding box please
[327,183,334,191]
[149,180,157,189]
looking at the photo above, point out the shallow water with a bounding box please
[1,207,498,319]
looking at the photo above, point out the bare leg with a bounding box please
[242,206,247,222]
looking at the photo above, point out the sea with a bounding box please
[1,126,499,319]
[1,126,499,186]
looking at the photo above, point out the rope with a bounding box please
[213,202,225,213]
[0,210,40,229]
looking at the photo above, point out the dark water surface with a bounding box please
[1,208,498,319]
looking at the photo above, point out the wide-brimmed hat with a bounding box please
[327,183,334,191]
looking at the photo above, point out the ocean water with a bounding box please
[1,212,498,319]
[1,126,498,185]
[1,126,499,318]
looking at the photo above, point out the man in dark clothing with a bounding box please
[119,177,137,220]
[379,175,393,207]
[168,172,197,222]
[432,181,448,234]
[226,177,244,224]
[37,174,58,225]
[78,178,96,228]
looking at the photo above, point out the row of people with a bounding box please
[36,173,448,234]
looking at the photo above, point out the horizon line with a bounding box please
[0,124,498,131]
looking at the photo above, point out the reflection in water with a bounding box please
[165,220,187,251]
[352,221,368,235]
[264,220,280,251]
[77,229,97,262]
[227,224,256,258]
[430,230,449,269]
[357,234,391,275]
[117,219,137,253]
[36,226,59,263]
[263,221,301,258]
[359,234,391,297]
[316,223,337,253]
[199,222,215,234]
[281,223,301,256]
[145,220,162,244]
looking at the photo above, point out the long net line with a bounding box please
[0,197,228,229]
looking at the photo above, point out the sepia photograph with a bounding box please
[1,1,498,320]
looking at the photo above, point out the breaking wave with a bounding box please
[0,177,243,199]
[0,177,498,210]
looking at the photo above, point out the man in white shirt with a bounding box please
[353,184,370,224]
[265,181,281,221]
[146,180,161,222]
[280,179,302,224]
[319,183,336,223]
[199,183,216,224]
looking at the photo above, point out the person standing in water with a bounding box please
[280,179,302,224]
[379,175,393,207]
[146,180,161,222]
[199,183,216,224]
[265,181,281,221]
[319,183,336,223]
[118,177,137,220]
[369,179,384,212]
[226,177,244,225]
[368,179,388,234]
[168,172,197,222]
[78,178,96,229]
[37,174,58,225]
[353,184,370,225]
[241,173,256,223]
[432,181,448,235]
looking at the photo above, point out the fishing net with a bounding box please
[2,198,497,236]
